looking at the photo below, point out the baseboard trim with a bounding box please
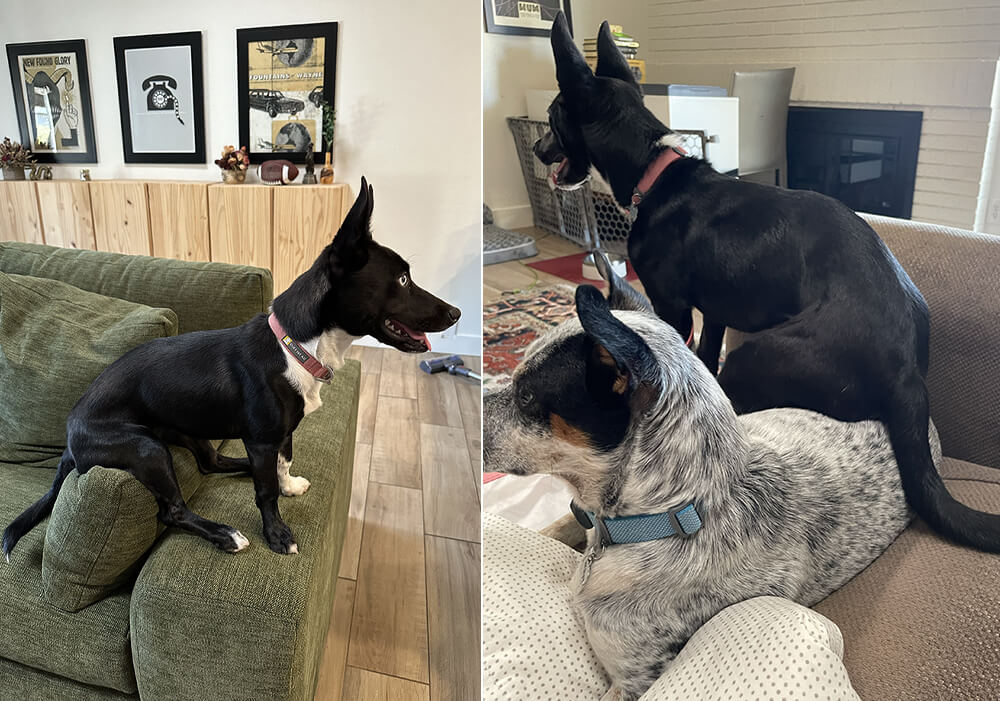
[489,204,534,230]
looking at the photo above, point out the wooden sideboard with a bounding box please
[0,180,350,294]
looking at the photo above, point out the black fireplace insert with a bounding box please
[786,107,922,219]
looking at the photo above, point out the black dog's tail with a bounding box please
[888,373,1000,553]
[2,451,74,562]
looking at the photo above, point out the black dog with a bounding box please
[534,13,1000,553]
[3,177,460,557]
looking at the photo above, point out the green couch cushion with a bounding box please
[0,656,136,701]
[130,360,360,701]
[0,463,137,694]
[0,241,272,335]
[0,272,178,468]
[42,447,204,613]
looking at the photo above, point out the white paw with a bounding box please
[228,530,250,552]
[288,543,299,554]
[280,474,311,496]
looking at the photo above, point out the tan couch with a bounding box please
[808,214,1000,699]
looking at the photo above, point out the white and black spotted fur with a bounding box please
[3,177,460,559]
[483,262,937,701]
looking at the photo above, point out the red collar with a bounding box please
[268,313,333,383]
[627,146,686,220]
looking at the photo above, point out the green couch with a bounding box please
[0,242,359,700]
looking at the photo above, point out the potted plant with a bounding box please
[214,145,249,184]
[0,138,35,181]
[318,99,336,184]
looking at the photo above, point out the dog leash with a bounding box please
[626,145,687,223]
[267,314,334,383]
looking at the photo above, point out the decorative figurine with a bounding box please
[80,169,91,181]
[214,145,249,184]
[302,142,317,184]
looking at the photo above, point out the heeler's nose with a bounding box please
[447,306,461,323]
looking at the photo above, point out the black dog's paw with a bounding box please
[218,528,250,553]
[264,520,299,555]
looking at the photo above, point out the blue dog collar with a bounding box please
[570,500,703,546]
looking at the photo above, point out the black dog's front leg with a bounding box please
[245,442,298,554]
[696,319,726,375]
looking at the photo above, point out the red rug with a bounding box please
[526,252,639,288]
[483,286,576,386]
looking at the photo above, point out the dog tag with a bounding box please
[579,542,605,588]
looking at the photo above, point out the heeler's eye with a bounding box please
[517,388,534,408]
[398,273,408,287]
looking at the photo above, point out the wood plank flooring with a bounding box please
[316,346,481,701]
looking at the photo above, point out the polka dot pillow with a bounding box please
[483,513,860,700]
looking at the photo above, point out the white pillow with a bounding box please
[483,512,860,701]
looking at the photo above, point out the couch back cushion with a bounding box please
[862,214,1000,469]
[0,272,178,468]
[0,241,272,335]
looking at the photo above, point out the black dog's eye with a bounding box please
[398,273,408,287]
[517,388,534,408]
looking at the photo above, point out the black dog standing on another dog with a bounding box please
[3,177,460,558]
[534,13,1000,553]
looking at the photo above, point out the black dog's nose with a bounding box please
[447,306,461,323]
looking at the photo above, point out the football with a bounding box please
[257,160,300,185]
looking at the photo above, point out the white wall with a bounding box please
[0,0,482,354]
[483,1,650,228]
[644,0,1000,231]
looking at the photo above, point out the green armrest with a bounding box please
[128,360,360,701]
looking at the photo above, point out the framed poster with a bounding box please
[113,32,206,164]
[483,0,572,37]
[6,39,97,163]
[237,22,338,165]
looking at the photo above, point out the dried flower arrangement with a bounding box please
[0,137,36,176]
[214,145,249,172]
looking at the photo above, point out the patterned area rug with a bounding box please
[483,286,575,386]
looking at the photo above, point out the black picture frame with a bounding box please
[483,0,572,37]
[6,39,97,164]
[113,31,206,164]
[236,22,338,165]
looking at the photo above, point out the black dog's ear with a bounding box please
[576,284,660,411]
[328,176,374,272]
[595,21,639,88]
[593,251,653,313]
[551,11,592,101]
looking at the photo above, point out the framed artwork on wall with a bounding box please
[113,31,206,164]
[5,39,97,163]
[236,22,338,165]
[483,0,572,37]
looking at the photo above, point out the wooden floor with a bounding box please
[315,346,481,701]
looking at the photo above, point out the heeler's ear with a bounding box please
[576,284,660,411]
[551,11,592,101]
[328,177,373,272]
[595,21,639,88]
[593,251,653,313]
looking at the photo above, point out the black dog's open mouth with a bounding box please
[383,318,431,352]
[550,158,588,191]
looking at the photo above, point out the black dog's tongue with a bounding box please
[394,320,430,351]
[550,158,570,186]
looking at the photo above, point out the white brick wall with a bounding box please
[645,0,1000,229]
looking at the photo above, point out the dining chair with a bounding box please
[730,67,796,187]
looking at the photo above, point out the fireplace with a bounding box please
[786,107,922,219]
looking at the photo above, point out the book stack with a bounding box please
[583,25,646,83]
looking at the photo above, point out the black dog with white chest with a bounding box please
[3,177,459,557]
[534,13,1000,552]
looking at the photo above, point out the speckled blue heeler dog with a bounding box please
[483,260,939,701]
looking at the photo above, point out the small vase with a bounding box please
[320,152,334,184]
[2,166,26,181]
[221,169,246,184]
